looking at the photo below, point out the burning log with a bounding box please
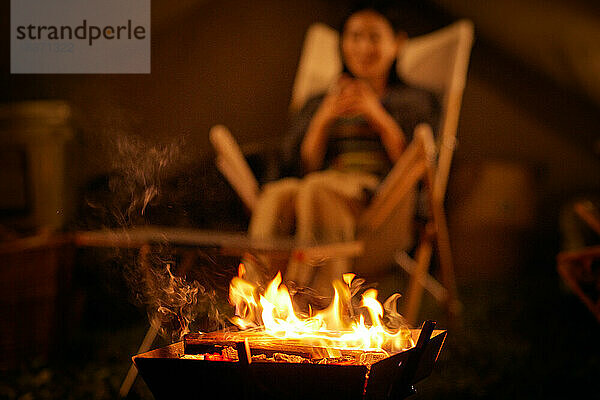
[183,330,389,365]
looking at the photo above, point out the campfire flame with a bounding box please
[229,265,414,354]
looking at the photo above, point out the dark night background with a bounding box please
[1,0,599,399]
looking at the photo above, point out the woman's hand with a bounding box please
[335,79,407,162]
[301,76,408,172]
[335,79,388,122]
[314,76,358,122]
[300,76,355,172]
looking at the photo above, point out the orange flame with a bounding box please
[229,267,414,354]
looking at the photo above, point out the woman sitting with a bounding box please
[248,3,439,294]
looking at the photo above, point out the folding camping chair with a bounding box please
[211,19,474,325]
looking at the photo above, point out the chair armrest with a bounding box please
[359,124,435,232]
[210,125,260,211]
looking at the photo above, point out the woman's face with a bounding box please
[341,10,401,81]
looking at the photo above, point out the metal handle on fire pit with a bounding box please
[236,338,252,366]
[387,320,437,400]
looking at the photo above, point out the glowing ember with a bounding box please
[229,264,414,355]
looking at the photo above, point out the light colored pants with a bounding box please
[248,169,416,295]
[248,170,379,293]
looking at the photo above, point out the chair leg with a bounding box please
[119,243,156,398]
[404,235,433,326]
[432,201,462,325]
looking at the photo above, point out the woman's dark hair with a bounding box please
[338,0,405,85]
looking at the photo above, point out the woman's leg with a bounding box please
[288,170,379,292]
[247,178,300,283]
[249,178,300,240]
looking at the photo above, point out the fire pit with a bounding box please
[133,321,445,400]
[132,265,446,399]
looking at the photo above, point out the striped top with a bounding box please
[281,80,440,179]
[325,115,391,177]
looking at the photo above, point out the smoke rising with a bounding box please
[99,135,230,342]
[109,135,182,226]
